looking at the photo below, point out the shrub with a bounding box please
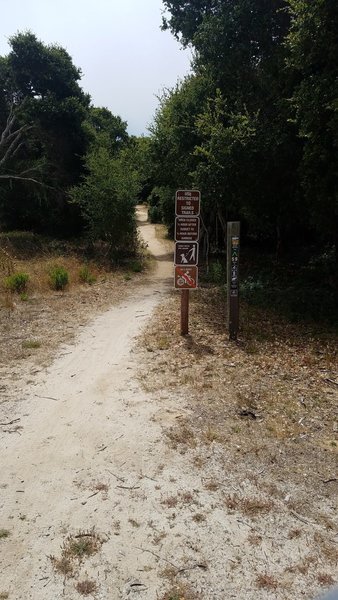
[148,205,162,224]
[79,265,96,285]
[4,272,29,293]
[49,266,69,290]
[210,260,224,284]
[128,260,143,273]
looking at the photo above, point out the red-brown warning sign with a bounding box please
[174,266,198,289]
[175,190,200,216]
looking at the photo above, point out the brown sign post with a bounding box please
[227,222,240,340]
[174,190,200,335]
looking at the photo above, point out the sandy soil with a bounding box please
[0,207,337,600]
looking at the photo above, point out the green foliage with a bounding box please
[240,251,338,325]
[84,107,128,155]
[48,265,69,290]
[79,265,96,285]
[148,205,162,224]
[0,31,90,235]
[0,529,10,539]
[127,259,143,273]
[147,186,176,230]
[286,0,338,250]
[150,0,337,296]
[4,272,29,293]
[70,146,140,255]
[22,339,41,349]
[209,260,225,285]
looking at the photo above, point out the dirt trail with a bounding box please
[0,207,183,599]
[2,208,335,600]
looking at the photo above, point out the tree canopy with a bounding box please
[148,0,337,273]
[0,31,139,246]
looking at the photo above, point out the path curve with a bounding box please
[0,207,181,600]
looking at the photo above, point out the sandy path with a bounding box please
[0,207,185,599]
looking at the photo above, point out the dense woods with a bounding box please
[148,1,338,273]
[0,32,142,253]
[0,2,337,318]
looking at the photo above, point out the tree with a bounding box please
[157,0,304,253]
[287,0,338,260]
[85,107,129,155]
[0,32,90,234]
[69,146,140,255]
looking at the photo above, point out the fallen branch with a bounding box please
[177,563,208,574]
[86,491,100,499]
[135,546,178,570]
[107,470,125,483]
[290,510,315,526]
[0,418,20,426]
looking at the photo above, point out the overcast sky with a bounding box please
[0,0,192,135]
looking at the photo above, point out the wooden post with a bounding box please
[227,222,240,341]
[181,289,189,335]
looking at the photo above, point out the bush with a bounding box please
[4,272,29,293]
[49,266,69,290]
[79,265,96,285]
[128,259,143,273]
[148,205,162,224]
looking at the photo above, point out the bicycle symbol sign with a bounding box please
[174,266,198,289]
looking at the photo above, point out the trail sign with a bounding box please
[176,190,200,216]
[174,266,198,289]
[175,216,200,242]
[227,222,240,341]
[174,189,201,335]
[175,242,198,266]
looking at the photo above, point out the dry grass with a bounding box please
[161,496,178,509]
[50,529,104,580]
[75,580,98,596]
[317,573,336,586]
[50,555,75,578]
[0,243,146,381]
[203,479,220,491]
[225,494,274,516]
[247,533,263,546]
[256,573,279,589]
[288,528,302,539]
[166,424,196,450]
[0,529,10,539]
[128,518,140,528]
[161,582,199,600]
[192,513,206,523]
[92,482,109,493]
[136,287,338,575]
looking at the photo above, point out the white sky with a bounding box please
[0,0,191,135]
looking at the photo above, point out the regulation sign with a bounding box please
[175,242,198,266]
[175,216,200,242]
[230,236,240,297]
[174,266,198,289]
[176,190,200,216]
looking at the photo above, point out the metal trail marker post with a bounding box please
[174,190,200,335]
[227,221,240,341]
